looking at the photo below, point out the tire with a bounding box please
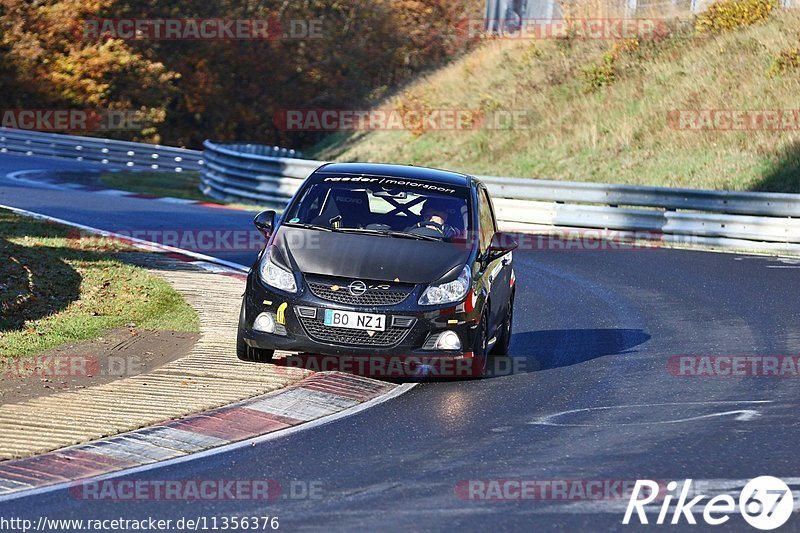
[472,310,491,378]
[490,292,514,357]
[236,299,274,363]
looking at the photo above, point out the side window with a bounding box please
[477,188,497,251]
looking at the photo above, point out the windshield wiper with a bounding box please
[335,227,441,241]
[388,230,441,242]
[283,222,334,232]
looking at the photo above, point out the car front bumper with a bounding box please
[241,273,483,375]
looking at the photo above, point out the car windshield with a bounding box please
[283,176,471,241]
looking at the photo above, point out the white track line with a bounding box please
[0,203,248,272]
[5,169,74,190]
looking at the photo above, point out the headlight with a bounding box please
[419,265,471,305]
[259,249,297,293]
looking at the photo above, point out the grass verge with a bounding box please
[0,209,199,358]
[98,171,270,210]
[311,6,800,193]
[99,171,210,202]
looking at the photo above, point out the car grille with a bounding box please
[298,316,411,347]
[306,276,414,306]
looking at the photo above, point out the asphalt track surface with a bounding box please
[1,154,799,531]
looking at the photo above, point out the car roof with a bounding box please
[314,162,473,188]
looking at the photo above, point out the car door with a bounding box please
[485,188,513,320]
[477,186,511,338]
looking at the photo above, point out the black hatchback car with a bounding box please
[236,163,517,377]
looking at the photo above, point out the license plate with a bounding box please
[324,309,386,331]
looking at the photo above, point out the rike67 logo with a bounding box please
[623,477,794,530]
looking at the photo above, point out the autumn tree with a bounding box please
[0,0,483,147]
[0,0,177,141]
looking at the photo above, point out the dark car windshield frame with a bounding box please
[282,174,474,242]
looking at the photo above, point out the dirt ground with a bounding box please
[0,327,198,404]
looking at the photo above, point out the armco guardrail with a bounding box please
[201,140,800,253]
[0,128,203,172]
[479,177,800,246]
[3,131,795,253]
[200,141,313,206]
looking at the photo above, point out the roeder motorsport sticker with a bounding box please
[623,476,794,529]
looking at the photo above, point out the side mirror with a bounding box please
[253,210,276,238]
[487,231,518,261]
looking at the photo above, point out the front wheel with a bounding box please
[471,310,491,378]
[236,334,275,363]
[490,292,514,357]
[236,299,274,363]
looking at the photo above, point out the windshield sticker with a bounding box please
[323,176,458,194]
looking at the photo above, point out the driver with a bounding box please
[408,198,458,239]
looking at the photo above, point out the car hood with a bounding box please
[274,227,471,284]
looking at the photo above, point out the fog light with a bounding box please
[253,312,276,334]
[434,330,461,351]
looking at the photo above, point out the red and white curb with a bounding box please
[0,372,407,500]
[0,202,417,500]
